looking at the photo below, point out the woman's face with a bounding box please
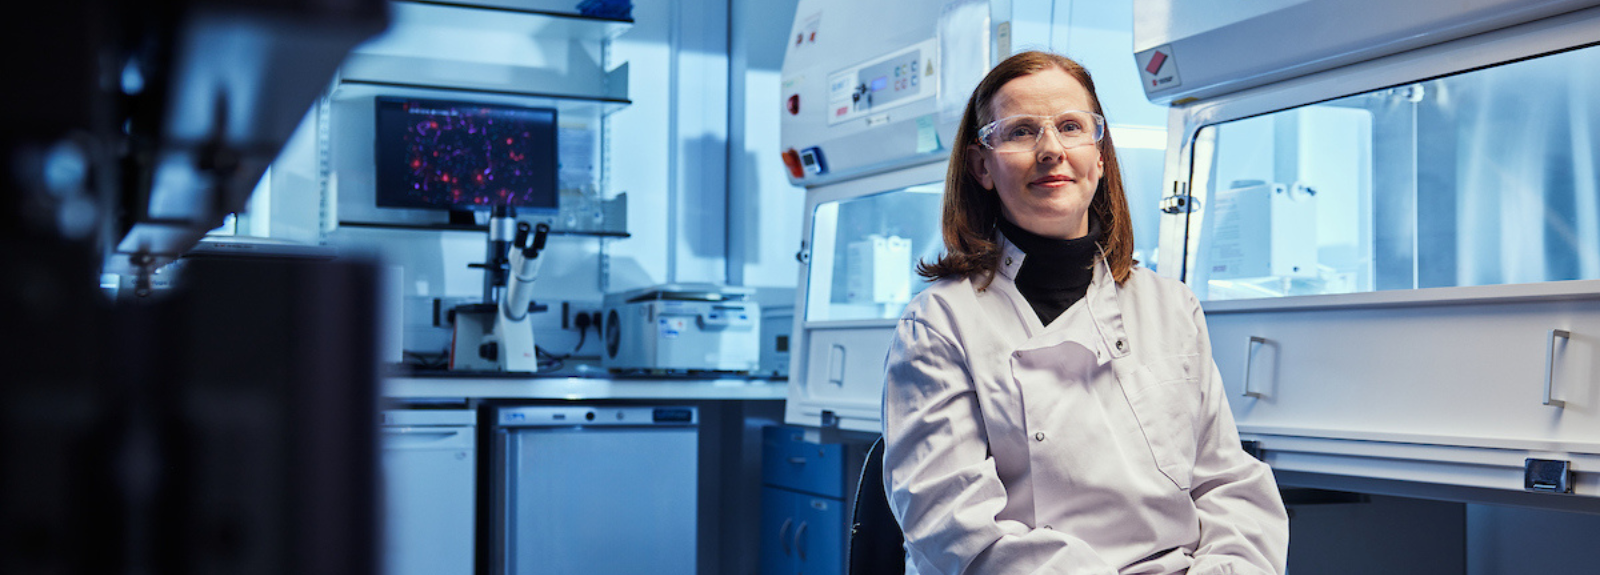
[967,67,1103,240]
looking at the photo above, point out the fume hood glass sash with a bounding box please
[1181,41,1600,302]
[803,184,944,323]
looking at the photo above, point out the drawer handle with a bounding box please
[778,518,794,555]
[1544,329,1571,408]
[1243,336,1267,399]
[788,457,806,465]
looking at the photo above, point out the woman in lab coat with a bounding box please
[881,51,1289,575]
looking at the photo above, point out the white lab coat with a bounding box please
[882,236,1288,575]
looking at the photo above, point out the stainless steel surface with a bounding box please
[492,405,698,575]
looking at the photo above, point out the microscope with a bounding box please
[450,206,551,373]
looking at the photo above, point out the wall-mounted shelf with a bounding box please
[335,191,629,237]
[344,1,633,106]
[338,221,629,238]
[331,76,630,120]
[387,0,633,40]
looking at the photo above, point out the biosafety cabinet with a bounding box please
[1144,0,1600,503]
[780,0,989,432]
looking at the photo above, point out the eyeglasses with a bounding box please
[976,110,1105,153]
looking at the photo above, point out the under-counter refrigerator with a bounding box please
[491,405,698,575]
[380,409,476,575]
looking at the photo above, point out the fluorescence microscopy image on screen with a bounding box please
[374,97,559,212]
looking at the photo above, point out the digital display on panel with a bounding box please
[374,97,558,212]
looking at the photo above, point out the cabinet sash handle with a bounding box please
[828,344,847,386]
[1544,329,1571,408]
[1243,336,1267,399]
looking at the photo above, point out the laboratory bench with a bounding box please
[379,372,793,575]
[382,373,789,401]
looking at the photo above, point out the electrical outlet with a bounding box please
[561,301,604,330]
[431,296,486,327]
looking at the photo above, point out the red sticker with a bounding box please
[1145,51,1168,75]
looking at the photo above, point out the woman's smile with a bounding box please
[1030,173,1077,188]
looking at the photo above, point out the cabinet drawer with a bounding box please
[763,425,845,498]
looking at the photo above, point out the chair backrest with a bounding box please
[847,436,905,575]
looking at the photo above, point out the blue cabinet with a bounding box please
[762,426,846,498]
[761,426,849,575]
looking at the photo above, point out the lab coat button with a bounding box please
[1115,339,1126,351]
[1005,257,1013,266]
[1034,432,1046,442]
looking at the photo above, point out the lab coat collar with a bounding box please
[997,233,1025,282]
[995,232,1130,366]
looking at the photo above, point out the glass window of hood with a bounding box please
[1185,44,1600,301]
[805,184,944,322]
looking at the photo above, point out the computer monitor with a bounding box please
[373,97,559,213]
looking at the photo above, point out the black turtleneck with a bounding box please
[996,215,1101,326]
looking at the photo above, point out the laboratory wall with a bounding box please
[729,0,804,288]
[608,0,731,287]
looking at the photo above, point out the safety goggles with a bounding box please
[976,110,1105,153]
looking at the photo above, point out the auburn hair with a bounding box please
[917,51,1136,287]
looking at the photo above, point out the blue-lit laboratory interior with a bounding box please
[5,0,1600,574]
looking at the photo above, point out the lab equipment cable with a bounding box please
[404,350,451,371]
[535,345,566,372]
[572,311,592,353]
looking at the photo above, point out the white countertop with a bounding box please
[383,375,790,400]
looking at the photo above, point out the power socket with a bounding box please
[431,296,486,327]
[561,301,604,330]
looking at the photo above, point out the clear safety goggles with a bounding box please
[976,110,1105,153]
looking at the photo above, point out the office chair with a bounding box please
[847,436,905,575]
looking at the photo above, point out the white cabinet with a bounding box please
[381,410,477,575]
[1207,287,1600,495]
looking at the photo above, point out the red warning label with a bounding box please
[1145,51,1168,75]
[1137,45,1181,94]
